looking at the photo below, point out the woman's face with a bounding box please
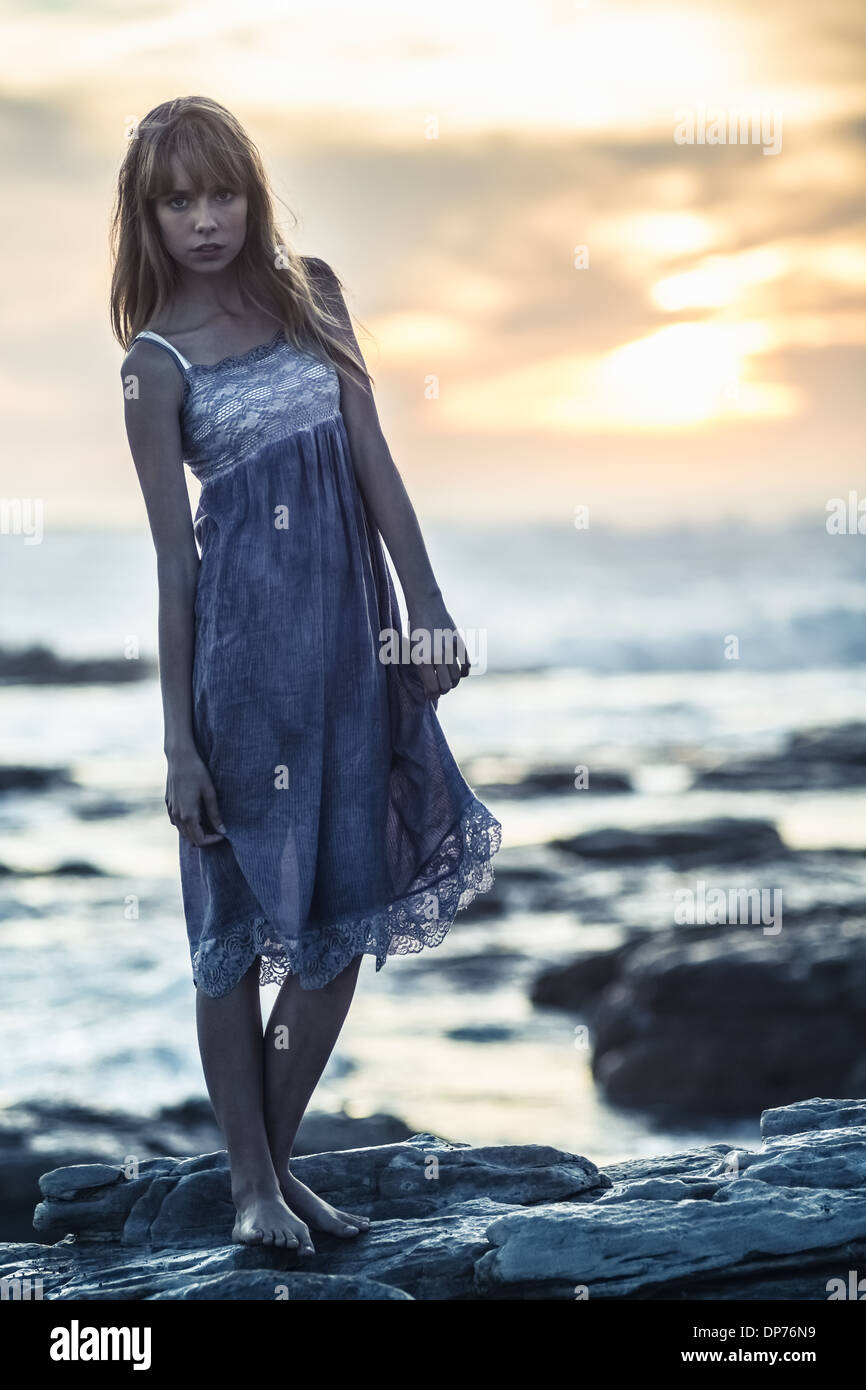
[152,156,248,274]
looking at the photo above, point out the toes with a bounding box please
[337,1209,370,1231]
[234,1226,264,1246]
[299,1229,315,1256]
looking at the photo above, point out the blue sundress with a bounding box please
[131,278,501,996]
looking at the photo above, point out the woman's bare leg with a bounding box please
[262,954,371,1237]
[195,960,315,1252]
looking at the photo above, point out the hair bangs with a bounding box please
[144,120,249,203]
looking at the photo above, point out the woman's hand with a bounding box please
[165,747,227,847]
[406,600,471,701]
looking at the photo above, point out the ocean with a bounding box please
[1,518,864,1165]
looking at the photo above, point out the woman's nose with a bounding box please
[194,203,217,232]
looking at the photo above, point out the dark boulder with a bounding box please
[552,817,786,865]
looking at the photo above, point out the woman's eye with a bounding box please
[164,190,233,210]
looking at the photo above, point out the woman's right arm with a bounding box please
[120,343,225,847]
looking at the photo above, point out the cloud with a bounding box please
[0,0,864,521]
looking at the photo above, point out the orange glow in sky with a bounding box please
[0,0,864,525]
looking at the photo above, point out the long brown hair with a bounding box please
[109,95,372,387]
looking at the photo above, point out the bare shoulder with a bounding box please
[119,337,184,406]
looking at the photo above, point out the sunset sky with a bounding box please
[1,0,864,526]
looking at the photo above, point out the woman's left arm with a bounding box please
[309,258,469,698]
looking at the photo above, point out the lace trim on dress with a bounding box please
[186,330,285,373]
[191,795,502,997]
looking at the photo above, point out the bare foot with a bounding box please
[231,1184,315,1253]
[279,1170,371,1238]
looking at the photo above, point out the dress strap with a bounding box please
[132,330,193,372]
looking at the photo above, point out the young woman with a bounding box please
[112,96,502,1253]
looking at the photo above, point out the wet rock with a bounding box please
[476,767,631,798]
[31,1136,606,1245]
[589,917,866,1115]
[476,1175,866,1299]
[152,1270,412,1300]
[3,1100,865,1300]
[760,1097,866,1138]
[3,860,110,878]
[0,643,154,685]
[551,817,786,865]
[530,939,642,1008]
[51,862,107,877]
[0,1098,413,1243]
[287,1109,412,1155]
[445,1024,520,1043]
[73,798,141,821]
[413,950,532,990]
[477,847,577,914]
[8,1135,606,1301]
[476,1099,866,1298]
[695,722,866,790]
[0,766,75,794]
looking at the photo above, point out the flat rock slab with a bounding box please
[476,1179,866,1299]
[761,1097,866,1137]
[33,1135,607,1247]
[0,1097,412,1242]
[151,1271,412,1300]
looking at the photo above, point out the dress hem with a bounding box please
[190,794,503,997]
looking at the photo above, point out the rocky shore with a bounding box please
[0,1099,412,1243]
[2,716,865,1281]
[1,1097,864,1300]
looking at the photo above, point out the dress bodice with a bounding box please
[131,329,341,485]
